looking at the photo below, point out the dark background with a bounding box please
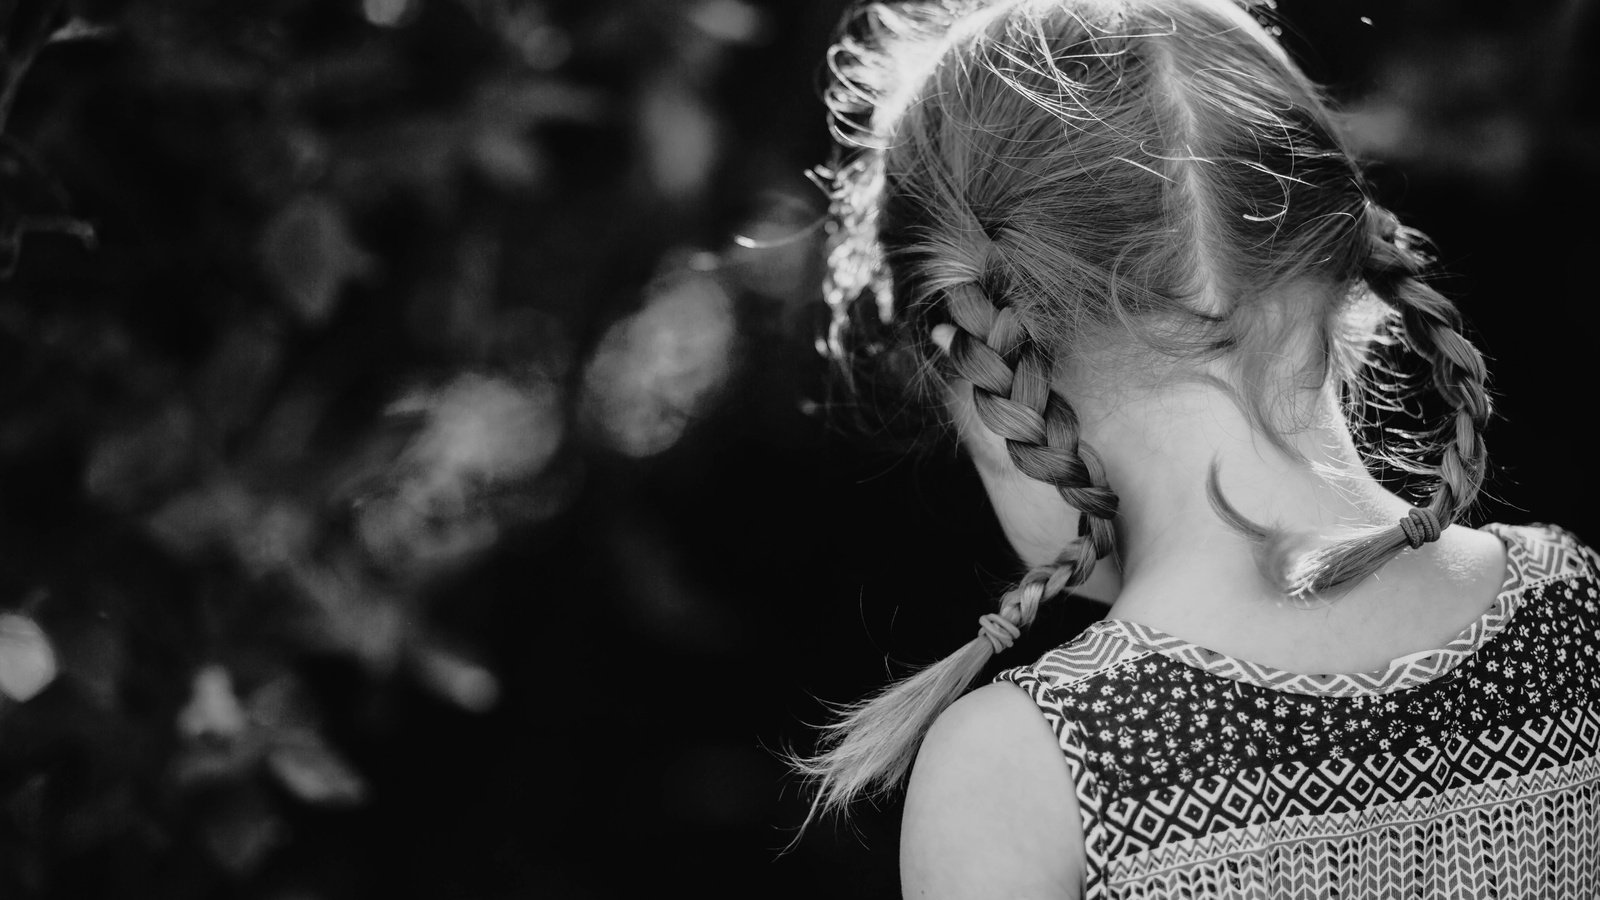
[0,1,1594,898]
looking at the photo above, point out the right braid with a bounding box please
[1363,207,1491,517]
[1273,205,1492,597]
[791,230,1120,827]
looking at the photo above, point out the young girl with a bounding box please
[798,1,1600,896]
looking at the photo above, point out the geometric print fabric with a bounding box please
[1016,531,1599,799]
[997,524,1600,899]
[1103,705,1600,859]
[1110,756,1600,899]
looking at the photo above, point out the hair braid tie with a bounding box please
[1398,507,1442,549]
[977,574,1047,653]
[976,613,1021,653]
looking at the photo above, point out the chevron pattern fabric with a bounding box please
[997,524,1600,899]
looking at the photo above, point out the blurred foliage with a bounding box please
[0,0,1595,898]
[0,0,838,896]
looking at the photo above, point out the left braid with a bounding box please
[937,231,1118,641]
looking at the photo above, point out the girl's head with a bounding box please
[800,0,1489,819]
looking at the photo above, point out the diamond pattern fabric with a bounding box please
[997,524,1600,899]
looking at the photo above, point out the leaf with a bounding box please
[48,16,115,42]
[352,485,500,579]
[581,271,735,456]
[245,675,314,731]
[198,786,284,875]
[0,136,93,278]
[232,497,315,577]
[196,317,285,439]
[82,402,196,511]
[266,729,367,807]
[144,480,255,560]
[284,558,407,671]
[409,643,499,713]
[397,373,565,484]
[0,612,56,702]
[468,127,543,187]
[176,665,247,741]
[638,79,718,200]
[257,195,374,327]
[687,0,767,44]
[361,0,415,28]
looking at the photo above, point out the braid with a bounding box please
[1277,206,1491,597]
[944,281,1118,578]
[791,230,1120,827]
[1364,207,1491,516]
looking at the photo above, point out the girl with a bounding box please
[797,1,1600,897]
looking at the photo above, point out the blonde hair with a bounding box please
[796,0,1490,825]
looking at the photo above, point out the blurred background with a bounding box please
[0,0,1594,897]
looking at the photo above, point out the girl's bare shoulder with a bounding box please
[900,682,1085,899]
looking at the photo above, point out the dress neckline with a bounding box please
[1081,524,1579,697]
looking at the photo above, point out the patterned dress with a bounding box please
[996,524,1600,899]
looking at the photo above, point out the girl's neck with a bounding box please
[1081,374,1403,595]
[1066,365,1503,672]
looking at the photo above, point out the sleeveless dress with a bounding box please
[996,523,1600,899]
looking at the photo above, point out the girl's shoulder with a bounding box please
[901,682,1087,899]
